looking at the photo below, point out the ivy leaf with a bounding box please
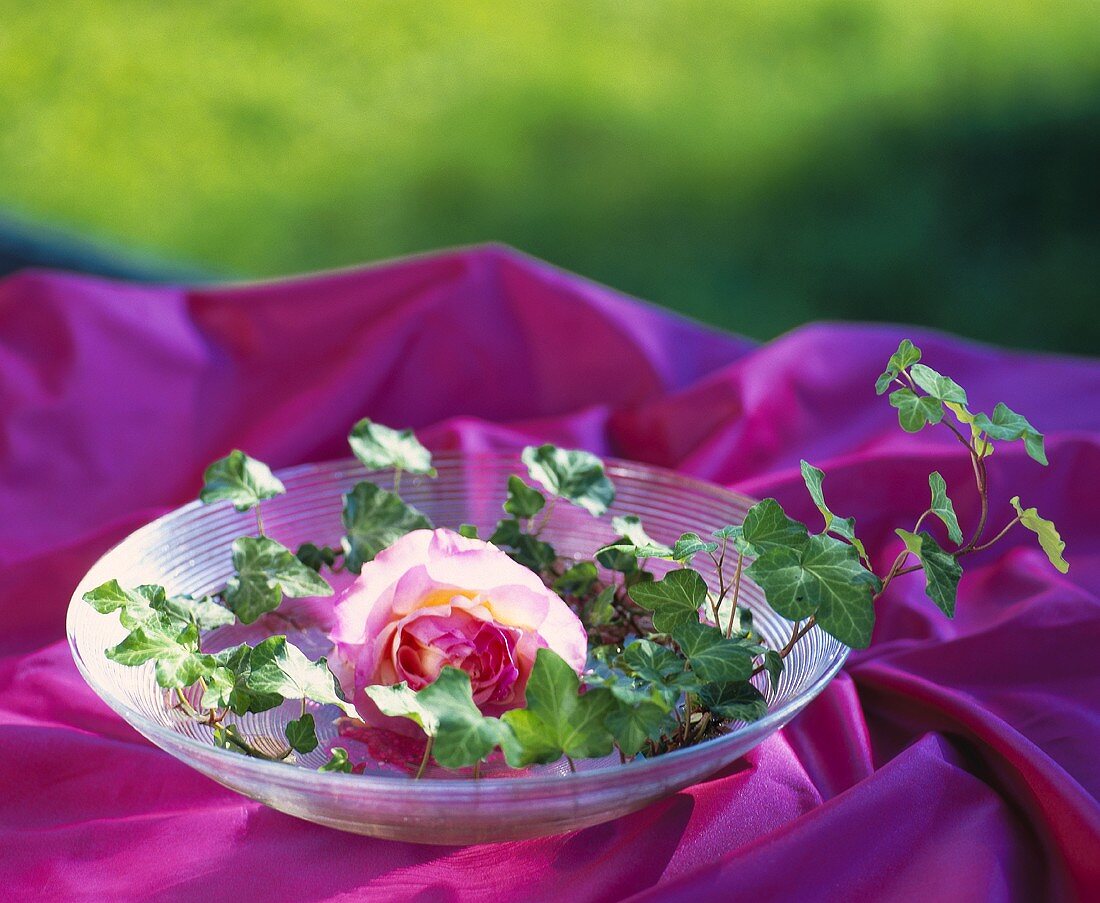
[890,388,944,432]
[672,621,757,683]
[503,475,545,518]
[84,581,167,630]
[611,515,660,549]
[416,668,508,768]
[909,364,968,404]
[763,650,784,692]
[699,681,768,723]
[670,533,719,564]
[458,523,479,539]
[740,499,810,556]
[159,593,236,631]
[521,444,615,517]
[509,534,558,573]
[604,697,673,756]
[106,621,216,689]
[875,339,922,395]
[341,481,432,573]
[247,636,356,716]
[500,649,614,766]
[553,561,599,597]
[747,534,880,648]
[972,404,1047,466]
[629,568,707,633]
[296,542,337,572]
[585,585,617,627]
[364,682,440,734]
[199,450,286,511]
[347,418,435,475]
[1010,497,1069,574]
[799,460,868,561]
[621,639,683,683]
[945,400,993,454]
[286,713,319,754]
[320,747,354,773]
[205,644,284,715]
[895,529,962,617]
[224,536,333,623]
[928,472,963,545]
[594,543,641,573]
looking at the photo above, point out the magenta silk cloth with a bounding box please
[1,246,1098,902]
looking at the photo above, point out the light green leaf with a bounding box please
[320,747,354,773]
[672,621,757,683]
[458,523,479,539]
[747,534,880,648]
[699,681,768,722]
[159,593,236,630]
[621,638,683,682]
[247,636,356,716]
[503,475,545,518]
[224,536,333,623]
[1010,497,1068,574]
[909,364,968,404]
[973,404,1047,466]
[286,713,319,754]
[199,450,285,511]
[740,499,810,556]
[889,388,944,432]
[895,528,962,617]
[875,339,922,395]
[415,668,508,768]
[585,585,617,626]
[347,418,435,475]
[364,681,440,734]
[629,568,707,633]
[799,460,868,560]
[521,444,615,517]
[928,472,963,545]
[341,481,432,573]
[106,621,216,689]
[500,649,614,766]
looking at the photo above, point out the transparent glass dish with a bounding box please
[67,453,848,844]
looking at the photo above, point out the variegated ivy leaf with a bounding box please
[341,481,432,573]
[927,472,963,545]
[1010,497,1068,574]
[224,536,333,623]
[246,636,356,717]
[347,418,435,475]
[503,475,546,518]
[106,620,216,689]
[875,339,922,395]
[909,364,968,405]
[973,404,1047,466]
[799,460,868,562]
[84,580,234,632]
[521,444,615,517]
[199,450,285,512]
[896,528,962,617]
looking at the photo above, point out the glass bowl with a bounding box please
[67,452,848,844]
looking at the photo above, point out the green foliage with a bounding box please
[203,644,284,715]
[895,529,962,617]
[458,523,479,539]
[1010,497,1069,573]
[224,536,333,623]
[246,636,357,716]
[889,387,944,432]
[672,621,758,683]
[199,450,286,512]
[763,650,784,692]
[973,404,1047,465]
[585,585,617,627]
[489,518,557,572]
[875,339,922,395]
[521,444,615,517]
[365,681,440,734]
[629,568,707,633]
[909,364,967,405]
[417,668,508,768]
[501,649,615,766]
[503,475,545,518]
[106,621,215,689]
[320,748,353,773]
[799,460,868,560]
[552,561,599,597]
[348,418,435,475]
[286,713,319,754]
[84,580,233,632]
[928,472,963,545]
[739,498,809,556]
[295,542,338,571]
[341,481,432,572]
[698,681,768,723]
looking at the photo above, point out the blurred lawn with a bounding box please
[1,1,1098,352]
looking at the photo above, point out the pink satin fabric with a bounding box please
[1,246,1097,901]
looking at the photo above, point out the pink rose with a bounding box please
[330,528,587,720]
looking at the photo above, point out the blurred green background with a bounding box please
[1,1,1098,353]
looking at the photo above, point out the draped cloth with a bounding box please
[1,246,1097,901]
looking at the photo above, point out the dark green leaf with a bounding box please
[622,638,683,683]
[895,529,962,617]
[296,542,337,571]
[699,681,768,722]
[341,481,432,573]
[741,499,810,556]
[508,533,558,573]
[247,636,356,716]
[521,444,615,517]
[909,364,967,404]
[503,475,545,518]
[225,536,333,623]
[672,621,756,683]
[875,339,922,395]
[347,418,435,475]
[972,403,1047,465]
[604,697,673,756]
[594,544,640,574]
[553,561,599,596]
[799,460,868,560]
[629,568,707,633]
[395,668,506,768]
[889,388,944,432]
[286,713,318,754]
[1010,497,1068,573]
[763,650,784,692]
[928,472,963,545]
[199,450,285,512]
[205,644,284,715]
[585,585,617,627]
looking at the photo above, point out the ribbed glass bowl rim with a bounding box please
[67,452,850,797]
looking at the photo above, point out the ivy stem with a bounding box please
[533,497,558,536]
[566,756,577,773]
[725,552,745,638]
[473,760,482,780]
[174,688,199,718]
[393,468,402,494]
[254,505,265,536]
[415,737,434,779]
[751,616,816,677]
[970,516,1020,552]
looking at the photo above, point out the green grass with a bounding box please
[1,1,1099,352]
